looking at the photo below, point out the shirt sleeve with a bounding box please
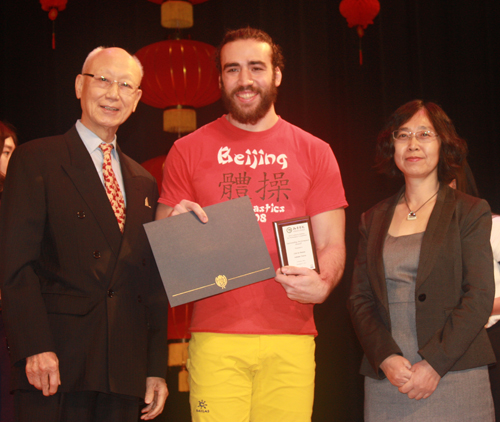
[486,216,500,328]
[306,142,348,217]
[158,143,197,207]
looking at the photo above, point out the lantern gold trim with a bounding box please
[161,1,193,29]
[163,106,197,133]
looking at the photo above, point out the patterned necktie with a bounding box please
[99,143,126,233]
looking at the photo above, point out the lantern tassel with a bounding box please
[339,0,380,65]
[357,26,364,66]
[359,38,363,66]
[52,21,56,50]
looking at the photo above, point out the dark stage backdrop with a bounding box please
[1,1,499,420]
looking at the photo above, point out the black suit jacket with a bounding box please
[349,184,495,379]
[0,126,168,398]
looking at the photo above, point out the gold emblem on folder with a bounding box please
[215,275,228,289]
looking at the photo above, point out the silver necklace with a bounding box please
[404,190,438,221]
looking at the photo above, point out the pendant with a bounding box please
[407,212,417,221]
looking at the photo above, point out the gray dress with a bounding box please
[365,232,494,422]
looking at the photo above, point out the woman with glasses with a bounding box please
[349,100,495,421]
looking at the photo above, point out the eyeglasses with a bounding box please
[82,73,140,95]
[392,130,438,143]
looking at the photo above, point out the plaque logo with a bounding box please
[215,275,228,289]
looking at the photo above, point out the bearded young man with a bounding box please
[156,27,347,422]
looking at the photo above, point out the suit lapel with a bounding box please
[61,127,122,256]
[415,184,455,289]
[118,149,144,242]
[109,149,151,288]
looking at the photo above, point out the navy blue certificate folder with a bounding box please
[144,196,275,307]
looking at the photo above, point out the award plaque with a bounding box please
[273,216,320,272]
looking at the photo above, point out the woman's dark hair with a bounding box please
[0,121,18,192]
[375,100,467,184]
[0,120,18,150]
[215,27,285,73]
[454,159,480,197]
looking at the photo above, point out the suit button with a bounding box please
[107,290,115,298]
[138,295,142,303]
[93,251,101,259]
[418,294,426,302]
[142,259,146,267]
[77,211,86,219]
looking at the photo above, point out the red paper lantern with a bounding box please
[339,0,380,64]
[141,155,167,187]
[40,0,67,49]
[136,39,220,133]
[40,0,67,19]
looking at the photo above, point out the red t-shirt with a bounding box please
[159,116,348,335]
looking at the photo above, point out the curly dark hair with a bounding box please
[375,100,467,184]
[215,27,285,74]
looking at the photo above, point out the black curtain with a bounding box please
[1,1,499,420]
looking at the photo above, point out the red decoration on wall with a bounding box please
[339,0,380,65]
[135,39,220,133]
[40,0,67,49]
[136,39,219,108]
[141,155,167,189]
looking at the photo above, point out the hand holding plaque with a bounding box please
[273,216,320,273]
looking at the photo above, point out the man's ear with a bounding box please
[274,67,282,87]
[75,74,83,99]
[132,90,143,113]
[218,74,222,89]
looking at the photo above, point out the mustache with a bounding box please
[233,86,259,94]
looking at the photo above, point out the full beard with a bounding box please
[221,80,278,126]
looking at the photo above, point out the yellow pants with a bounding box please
[188,332,315,422]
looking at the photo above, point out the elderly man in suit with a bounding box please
[0,47,168,421]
